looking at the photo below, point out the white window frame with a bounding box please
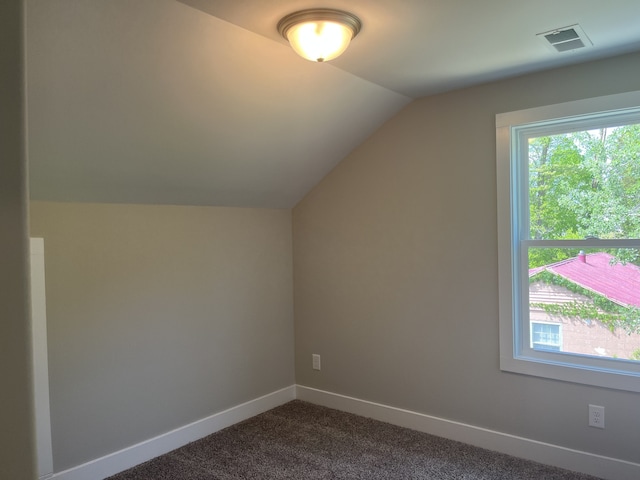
[496,90,640,392]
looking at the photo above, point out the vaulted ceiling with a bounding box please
[27,0,640,208]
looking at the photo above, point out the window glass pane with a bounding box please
[528,124,640,241]
[529,247,640,361]
[531,323,561,351]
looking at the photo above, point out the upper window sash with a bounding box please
[512,110,640,243]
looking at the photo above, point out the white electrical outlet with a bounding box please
[588,404,605,428]
[312,354,321,371]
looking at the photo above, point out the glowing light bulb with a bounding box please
[287,21,353,62]
[278,9,361,63]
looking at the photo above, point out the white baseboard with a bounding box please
[49,384,639,480]
[296,385,640,480]
[51,385,296,480]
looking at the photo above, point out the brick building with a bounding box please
[529,252,640,360]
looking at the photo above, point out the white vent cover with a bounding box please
[537,24,593,52]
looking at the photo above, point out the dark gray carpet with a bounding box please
[106,400,602,479]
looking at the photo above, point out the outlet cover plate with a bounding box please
[312,354,321,371]
[589,404,605,428]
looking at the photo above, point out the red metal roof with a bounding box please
[529,252,640,308]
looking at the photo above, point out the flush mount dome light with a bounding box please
[277,8,362,62]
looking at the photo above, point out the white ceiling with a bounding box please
[27,0,640,208]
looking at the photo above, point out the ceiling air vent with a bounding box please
[537,24,592,52]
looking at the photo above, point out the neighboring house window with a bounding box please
[496,91,640,392]
[531,322,561,352]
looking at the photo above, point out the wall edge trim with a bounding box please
[51,385,296,480]
[50,384,638,480]
[295,384,639,480]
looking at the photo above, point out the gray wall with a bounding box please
[0,0,37,478]
[293,51,640,463]
[30,202,294,471]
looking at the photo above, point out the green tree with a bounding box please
[528,135,588,266]
[528,125,640,268]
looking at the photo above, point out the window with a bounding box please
[531,323,561,352]
[496,91,640,392]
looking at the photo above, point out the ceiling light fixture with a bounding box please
[277,8,362,63]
